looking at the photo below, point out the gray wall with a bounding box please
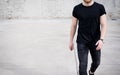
[0,0,120,19]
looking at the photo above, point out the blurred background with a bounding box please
[0,0,120,75]
[0,0,120,19]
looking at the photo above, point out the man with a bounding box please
[69,0,107,75]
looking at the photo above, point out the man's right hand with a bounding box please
[69,42,74,51]
[69,17,78,51]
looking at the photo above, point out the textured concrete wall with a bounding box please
[0,0,25,19]
[22,0,76,19]
[95,0,120,19]
[0,0,119,19]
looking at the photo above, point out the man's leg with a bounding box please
[88,44,101,74]
[77,43,89,75]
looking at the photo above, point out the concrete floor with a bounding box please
[0,19,120,75]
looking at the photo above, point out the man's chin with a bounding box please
[84,0,92,3]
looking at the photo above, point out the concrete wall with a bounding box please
[22,0,76,19]
[0,0,25,19]
[0,0,119,19]
[95,0,120,19]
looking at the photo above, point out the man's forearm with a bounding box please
[70,25,77,42]
[70,17,78,42]
[100,15,107,40]
[100,24,107,39]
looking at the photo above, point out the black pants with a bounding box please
[77,43,101,75]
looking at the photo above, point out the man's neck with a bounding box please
[82,1,94,6]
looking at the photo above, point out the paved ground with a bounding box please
[0,19,120,75]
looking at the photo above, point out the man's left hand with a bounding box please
[95,40,104,50]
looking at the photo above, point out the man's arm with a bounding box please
[96,14,107,50]
[69,16,78,51]
[100,14,107,39]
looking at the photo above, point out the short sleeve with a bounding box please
[100,5,106,16]
[72,6,78,19]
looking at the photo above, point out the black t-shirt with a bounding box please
[72,2,106,44]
